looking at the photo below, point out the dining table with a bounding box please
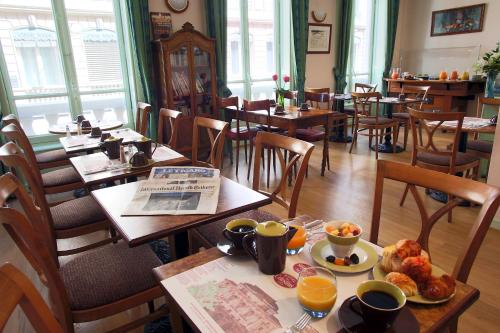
[48,119,123,135]
[224,105,340,176]
[70,145,190,187]
[91,177,272,258]
[59,128,144,154]
[153,235,479,333]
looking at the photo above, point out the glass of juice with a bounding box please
[286,221,307,255]
[297,267,337,318]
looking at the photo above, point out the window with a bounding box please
[226,0,292,101]
[345,0,387,93]
[0,0,132,139]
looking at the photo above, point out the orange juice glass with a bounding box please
[287,221,307,255]
[297,267,337,318]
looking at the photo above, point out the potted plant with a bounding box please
[473,42,500,98]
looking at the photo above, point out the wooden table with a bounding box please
[59,128,144,154]
[91,177,272,248]
[153,247,479,333]
[225,105,334,176]
[49,119,122,135]
[70,146,190,186]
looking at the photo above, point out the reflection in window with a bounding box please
[82,28,121,83]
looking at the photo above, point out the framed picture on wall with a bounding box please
[307,23,332,54]
[431,4,486,37]
[150,12,172,40]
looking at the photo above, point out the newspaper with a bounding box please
[122,167,220,216]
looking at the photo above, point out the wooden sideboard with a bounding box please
[385,79,485,113]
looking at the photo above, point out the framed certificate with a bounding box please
[307,23,332,54]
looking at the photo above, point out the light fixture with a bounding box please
[312,10,327,23]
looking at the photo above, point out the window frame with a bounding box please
[0,0,134,144]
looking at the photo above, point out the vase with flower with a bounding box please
[273,73,290,112]
[473,42,500,98]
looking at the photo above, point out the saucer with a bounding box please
[338,296,419,333]
[216,238,246,256]
[129,159,155,169]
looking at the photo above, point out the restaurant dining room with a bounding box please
[1,0,500,332]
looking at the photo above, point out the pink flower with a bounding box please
[272,74,278,81]
[283,75,290,83]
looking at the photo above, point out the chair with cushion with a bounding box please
[400,109,480,222]
[392,85,430,149]
[349,92,399,159]
[305,87,331,109]
[2,114,77,170]
[189,131,315,251]
[466,97,500,174]
[219,96,257,175]
[0,173,167,333]
[2,123,83,195]
[192,116,229,170]
[136,102,152,136]
[371,159,500,332]
[0,142,114,257]
[343,83,377,133]
[0,263,64,333]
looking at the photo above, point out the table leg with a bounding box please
[370,103,403,153]
[329,99,353,143]
[322,117,330,176]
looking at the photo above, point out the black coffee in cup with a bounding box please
[361,291,399,310]
[223,219,258,249]
[230,225,255,233]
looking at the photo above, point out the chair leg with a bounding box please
[148,300,155,314]
[403,123,409,150]
[349,125,358,154]
[229,139,233,165]
[447,195,453,223]
[244,138,248,163]
[266,148,271,188]
[235,138,240,176]
[368,129,373,147]
[400,184,410,206]
[375,129,379,160]
[247,140,254,180]
[272,148,276,174]
[393,125,398,153]
[344,119,348,146]
[418,125,423,146]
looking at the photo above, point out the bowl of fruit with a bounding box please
[324,221,362,258]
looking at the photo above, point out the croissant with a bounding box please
[420,274,456,300]
[380,245,403,273]
[385,272,418,297]
[395,239,422,260]
[400,256,432,284]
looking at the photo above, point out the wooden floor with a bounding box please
[2,131,500,333]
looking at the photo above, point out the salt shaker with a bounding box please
[76,122,82,135]
[65,125,71,137]
[119,145,126,163]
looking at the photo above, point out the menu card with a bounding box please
[162,236,381,333]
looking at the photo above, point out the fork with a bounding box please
[286,312,312,333]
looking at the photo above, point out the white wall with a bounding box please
[148,0,205,33]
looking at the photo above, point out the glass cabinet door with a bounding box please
[193,46,214,115]
[169,45,192,115]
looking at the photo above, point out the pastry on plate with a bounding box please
[401,256,432,284]
[380,240,430,273]
[395,239,422,260]
[385,272,418,296]
[420,274,456,300]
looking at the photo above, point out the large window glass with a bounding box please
[226,0,292,101]
[0,0,131,138]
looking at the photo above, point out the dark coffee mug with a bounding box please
[76,115,85,123]
[91,127,102,137]
[398,94,406,101]
[223,219,258,249]
[81,120,92,133]
[348,281,406,330]
[129,151,148,167]
[100,138,123,160]
[242,221,296,275]
[134,139,157,159]
[300,103,310,111]
[100,133,111,142]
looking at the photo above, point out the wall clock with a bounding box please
[166,0,189,13]
[312,10,327,23]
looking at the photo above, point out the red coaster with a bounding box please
[274,273,298,288]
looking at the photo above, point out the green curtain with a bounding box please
[291,0,309,104]
[124,0,157,138]
[381,0,400,98]
[333,0,353,94]
[205,0,230,98]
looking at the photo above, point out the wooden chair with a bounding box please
[189,131,315,251]
[349,92,399,159]
[136,102,151,136]
[157,108,183,148]
[192,116,228,169]
[343,83,378,133]
[2,114,76,170]
[466,97,500,170]
[0,173,168,333]
[0,263,64,333]
[401,109,480,222]
[392,85,430,149]
[0,142,114,257]
[371,160,500,332]
[305,87,330,109]
[2,123,84,195]
[219,96,256,176]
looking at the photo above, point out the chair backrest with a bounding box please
[136,102,151,136]
[191,116,228,169]
[252,131,314,218]
[371,160,500,283]
[354,83,377,93]
[304,92,331,110]
[1,123,38,169]
[2,114,21,128]
[305,88,330,109]
[0,173,73,331]
[244,99,271,131]
[476,97,500,118]
[351,91,381,121]
[0,263,64,333]
[0,142,58,259]
[408,109,463,174]
[157,108,183,147]
[401,85,430,110]
[218,96,250,136]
